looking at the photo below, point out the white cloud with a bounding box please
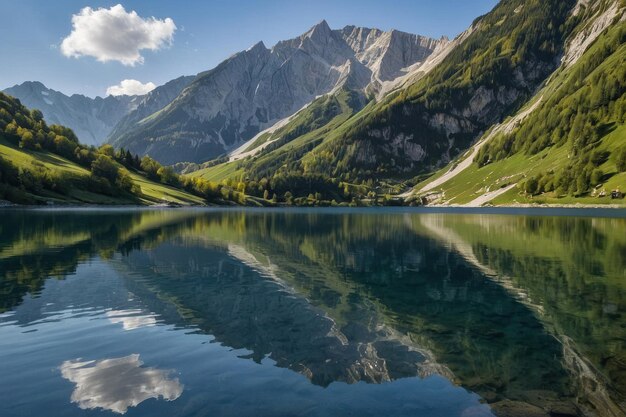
[61,4,176,66]
[106,79,156,96]
[60,355,183,414]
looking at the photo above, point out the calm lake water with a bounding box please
[1,208,625,417]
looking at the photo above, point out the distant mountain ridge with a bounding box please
[3,77,194,147]
[3,81,139,146]
[107,21,449,164]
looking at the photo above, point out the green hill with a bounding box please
[0,92,241,206]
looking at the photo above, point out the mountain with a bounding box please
[276,0,578,177]
[107,21,449,165]
[3,82,140,146]
[410,0,626,206]
[193,0,625,207]
[5,0,623,207]
[3,77,194,147]
[106,75,195,143]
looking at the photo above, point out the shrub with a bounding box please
[157,166,179,186]
[590,169,604,186]
[98,144,116,157]
[524,177,539,195]
[20,131,37,149]
[0,155,19,186]
[115,169,136,193]
[53,135,77,159]
[91,154,119,183]
[140,156,161,180]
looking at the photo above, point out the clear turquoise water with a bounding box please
[0,208,624,417]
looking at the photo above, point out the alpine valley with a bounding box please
[2,2,626,417]
[1,0,625,207]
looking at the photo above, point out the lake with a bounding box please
[0,208,625,417]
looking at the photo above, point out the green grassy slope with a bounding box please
[189,90,368,204]
[0,92,204,205]
[0,137,205,205]
[415,15,626,206]
[193,90,363,181]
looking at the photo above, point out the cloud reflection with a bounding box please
[60,354,183,414]
[106,309,157,330]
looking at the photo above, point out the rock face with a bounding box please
[106,76,195,143]
[3,81,140,146]
[341,26,446,87]
[108,21,448,164]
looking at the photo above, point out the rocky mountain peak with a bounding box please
[17,81,48,92]
[340,26,385,55]
[247,40,268,53]
[106,22,447,164]
[306,19,333,41]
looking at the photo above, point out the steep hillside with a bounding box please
[194,90,363,179]
[108,21,448,165]
[413,0,626,206]
[190,90,368,204]
[299,0,579,178]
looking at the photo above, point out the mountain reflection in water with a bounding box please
[0,208,624,417]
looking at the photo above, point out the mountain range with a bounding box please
[3,81,140,146]
[107,21,450,164]
[2,0,625,206]
[191,0,625,206]
[3,76,194,146]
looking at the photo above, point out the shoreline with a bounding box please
[2,202,625,211]
[2,198,625,211]
[427,202,626,209]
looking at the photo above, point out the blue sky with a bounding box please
[0,0,498,97]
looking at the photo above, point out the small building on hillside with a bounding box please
[611,189,623,199]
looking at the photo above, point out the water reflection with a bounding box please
[60,354,183,414]
[116,239,451,387]
[106,310,157,331]
[0,208,624,417]
[413,213,626,416]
